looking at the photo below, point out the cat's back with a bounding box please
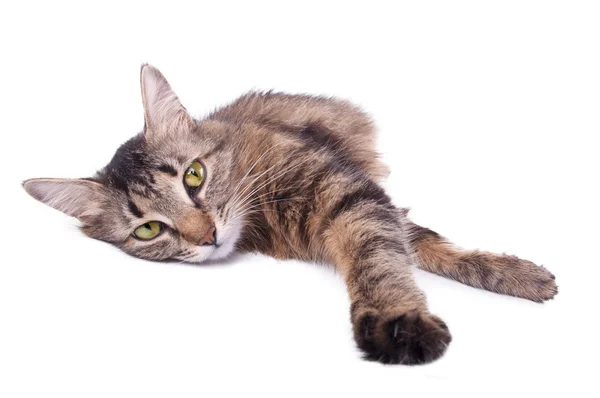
[209,91,389,181]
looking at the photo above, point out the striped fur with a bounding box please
[23,65,557,365]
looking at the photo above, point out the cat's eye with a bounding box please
[133,221,162,240]
[184,161,205,189]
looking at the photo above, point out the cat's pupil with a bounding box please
[188,168,196,176]
[144,223,151,229]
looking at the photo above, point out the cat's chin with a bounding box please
[186,243,235,264]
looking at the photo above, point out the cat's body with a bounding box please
[23,65,557,365]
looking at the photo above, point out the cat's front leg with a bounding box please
[321,201,451,365]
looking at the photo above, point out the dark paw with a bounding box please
[353,309,451,365]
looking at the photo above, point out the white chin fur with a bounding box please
[188,216,242,263]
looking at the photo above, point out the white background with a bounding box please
[1,1,598,397]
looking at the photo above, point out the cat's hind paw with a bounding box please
[494,256,558,303]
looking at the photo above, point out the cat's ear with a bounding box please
[23,178,106,223]
[140,64,194,135]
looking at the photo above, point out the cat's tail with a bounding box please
[403,219,558,302]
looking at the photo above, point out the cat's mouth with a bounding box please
[181,218,241,263]
[185,243,226,263]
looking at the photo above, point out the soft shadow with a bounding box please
[159,251,255,269]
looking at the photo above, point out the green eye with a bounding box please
[133,221,162,240]
[185,161,205,188]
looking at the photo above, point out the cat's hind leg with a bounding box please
[404,220,558,302]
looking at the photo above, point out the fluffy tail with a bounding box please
[404,220,557,302]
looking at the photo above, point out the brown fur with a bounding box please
[23,65,558,365]
[407,224,557,303]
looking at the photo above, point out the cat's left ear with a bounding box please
[23,178,107,224]
[140,64,194,135]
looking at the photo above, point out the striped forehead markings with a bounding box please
[127,200,144,218]
[157,164,178,176]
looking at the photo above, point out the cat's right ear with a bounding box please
[140,64,194,136]
[23,178,106,223]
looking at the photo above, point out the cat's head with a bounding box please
[23,65,244,263]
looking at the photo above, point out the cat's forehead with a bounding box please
[90,135,187,224]
[102,134,154,192]
[96,126,231,210]
[101,133,197,192]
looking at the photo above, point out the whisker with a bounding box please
[225,155,292,221]
[227,141,289,208]
[228,153,293,211]
[234,195,307,217]
[229,198,306,223]
[231,149,323,214]
[230,161,328,222]
[233,184,307,215]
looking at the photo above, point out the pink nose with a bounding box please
[199,226,216,246]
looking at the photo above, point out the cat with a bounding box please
[23,65,558,365]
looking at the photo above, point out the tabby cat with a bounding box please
[23,65,558,365]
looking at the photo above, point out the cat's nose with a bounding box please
[199,225,217,246]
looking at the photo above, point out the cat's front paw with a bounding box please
[353,308,451,365]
